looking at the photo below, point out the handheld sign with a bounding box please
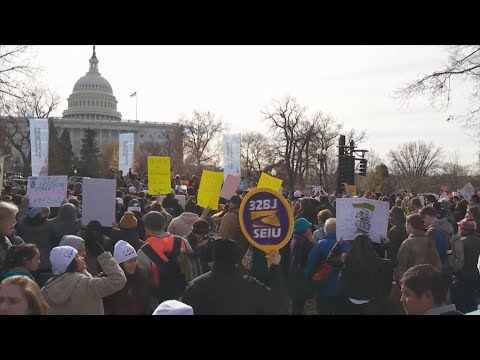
[27,176,67,208]
[239,188,294,254]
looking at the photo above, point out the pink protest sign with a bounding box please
[220,174,241,200]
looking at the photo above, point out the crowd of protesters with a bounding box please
[1,170,478,315]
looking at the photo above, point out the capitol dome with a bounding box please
[63,46,122,121]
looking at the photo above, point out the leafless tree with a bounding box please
[346,128,367,147]
[179,110,226,170]
[388,140,443,178]
[3,84,60,175]
[263,96,307,190]
[0,45,37,103]
[359,149,392,193]
[395,45,480,134]
[441,151,471,191]
[0,127,11,158]
[240,131,277,181]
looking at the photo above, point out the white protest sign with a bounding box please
[27,176,68,208]
[82,178,116,227]
[459,182,475,201]
[119,133,134,175]
[223,134,241,179]
[29,118,49,176]
[336,198,389,244]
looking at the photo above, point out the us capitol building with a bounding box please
[4,47,182,170]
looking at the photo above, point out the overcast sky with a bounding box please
[34,45,478,166]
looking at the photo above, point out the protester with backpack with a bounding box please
[451,218,480,313]
[137,211,196,305]
[305,218,348,315]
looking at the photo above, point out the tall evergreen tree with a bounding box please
[48,119,63,175]
[79,128,100,177]
[58,129,74,175]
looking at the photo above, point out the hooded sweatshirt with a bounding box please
[167,212,200,237]
[41,252,126,315]
[51,203,81,247]
[427,218,454,265]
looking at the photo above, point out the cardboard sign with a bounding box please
[82,178,116,227]
[220,174,241,200]
[336,198,389,243]
[27,176,68,208]
[239,188,294,253]
[459,182,475,201]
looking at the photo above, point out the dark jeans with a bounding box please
[451,278,480,313]
[337,297,369,315]
[291,277,313,315]
[316,296,340,315]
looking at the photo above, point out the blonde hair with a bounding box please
[1,276,49,315]
[0,201,19,220]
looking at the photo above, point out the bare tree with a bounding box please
[388,140,443,178]
[346,128,367,146]
[0,45,37,103]
[3,84,60,176]
[179,110,226,170]
[0,126,11,158]
[360,150,392,194]
[396,45,480,134]
[263,96,307,190]
[241,131,278,181]
[441,151,470,191]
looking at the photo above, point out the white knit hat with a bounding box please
[113,240,137,264]
[128,186,136,194]
[50,246,78,275]
[152,300,194,315]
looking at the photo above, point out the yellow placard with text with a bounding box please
[257,172,283,192]
[147,156,171,195]
[197,170,224,210]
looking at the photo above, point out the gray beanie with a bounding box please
[59,235,85,250]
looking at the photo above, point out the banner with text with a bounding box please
[223,134,241,179]
[27,176,67,208]
[148,156,171,195]
[119,133,134,175]
[29,118,49,176]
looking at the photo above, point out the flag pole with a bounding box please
[136,92,138,121]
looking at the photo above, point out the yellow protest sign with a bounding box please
[147,156,171,195]
[257,172,283,192]
[345,184,356,197]
[197,170,224,210]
